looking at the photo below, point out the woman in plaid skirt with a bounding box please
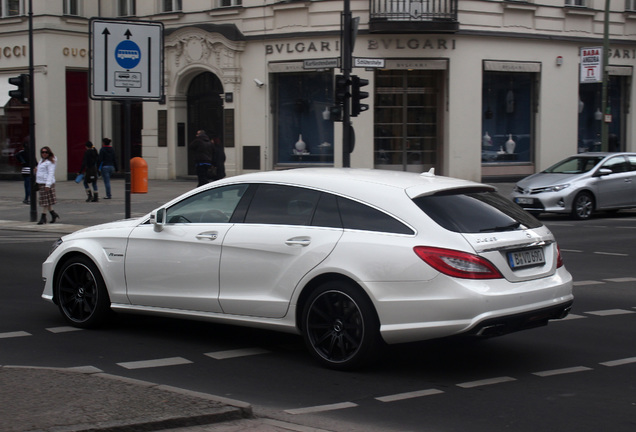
[35,146,60,225]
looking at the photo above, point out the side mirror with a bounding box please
[150,208,166,232]
[596,168,613,177]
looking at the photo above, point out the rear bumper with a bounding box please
[466,300,573,337]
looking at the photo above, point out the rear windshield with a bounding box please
[413,190,542,233]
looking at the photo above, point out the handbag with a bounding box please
[75,173,84,183]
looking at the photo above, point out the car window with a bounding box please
[413,190,542,233]
[337,196,414,235]
[245,184,321,226]
[166,184,249,224]
[601,156,629,173]
[627,155,636,171]
[544,156,604,174]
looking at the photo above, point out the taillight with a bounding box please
[413,246,503,279]
[556,244,564,268]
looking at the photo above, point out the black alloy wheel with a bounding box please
[55,256,111,328]
[302,282,380,370]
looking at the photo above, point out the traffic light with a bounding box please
[351,75,369,117]
[332,74,350,122]
[8,74,30,104]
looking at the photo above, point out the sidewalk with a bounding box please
[0,178,195,234]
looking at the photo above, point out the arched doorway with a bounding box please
[187,72,224,175]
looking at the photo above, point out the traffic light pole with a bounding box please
[28,0,37,222]
[342,1,352,168]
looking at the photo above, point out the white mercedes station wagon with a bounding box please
[42,168,573,369]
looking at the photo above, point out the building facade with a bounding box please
[1,0,635,182]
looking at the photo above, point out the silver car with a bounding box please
[511,152,636,220]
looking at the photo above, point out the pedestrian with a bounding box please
[77,141,99,202]
[210,129,226,181]
[35,146,60,225]
[15,138,30,204]
[98,137,118,199]
[190,129,213,187]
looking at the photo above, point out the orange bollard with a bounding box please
[130,157,148,193]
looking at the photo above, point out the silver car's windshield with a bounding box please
[543,156,604,174]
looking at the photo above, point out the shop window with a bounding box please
[627,0,636,11]
[272,72,334,166]
[374,69,442,172]
[565,0,586,6]
[1,0,22,17]
[577,77,624,153]
[482,71,535,164]
[118,0,136,16]
[0,86,29,175]
[63,0,81,16]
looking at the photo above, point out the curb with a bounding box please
[0,365,253,432]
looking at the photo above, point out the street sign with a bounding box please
[354,57,385,68]
[90,18,164,100]
[303,58,340,69]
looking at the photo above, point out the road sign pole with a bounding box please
[123,100,132,219]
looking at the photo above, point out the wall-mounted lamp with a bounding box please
[556,56,564,66]
[254,78,265,88]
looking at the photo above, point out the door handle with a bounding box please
[285,237,311,247]
[196,232,219,241]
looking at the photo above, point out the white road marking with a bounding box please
[117,357,193,370]
[285,402,358,415]
[456,376,516,389]
[205,348,270,360]
[47,326,83,333]
[376,388,444,402]
[600,357,636,367]
[594,251,629,257]
[556,313,586,321]
[560,249,582,253]
[0,331,31,339]
[585,309,635,316]
[573,280,604,286]
[533,366,592,377]
[604,277,636,283]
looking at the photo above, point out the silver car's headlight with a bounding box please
[536,183,570,193]
[49,238,63,256]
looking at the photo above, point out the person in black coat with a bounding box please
[190,130,213,186]
[77,141,99,202]
[98,138,118,199]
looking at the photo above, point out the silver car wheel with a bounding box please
[572,192,594,220]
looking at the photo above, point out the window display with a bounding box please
[273,72,334,166]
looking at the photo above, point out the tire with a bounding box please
[55,256,111,328]
[571,191,594,220]
[302,281,380,370]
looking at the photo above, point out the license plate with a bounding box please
[515,197,534,205]
[508,247,545,269]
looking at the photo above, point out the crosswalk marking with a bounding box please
[457,376,516,389]
[0,331,31,339]
[205,348,270,360]
[117,357,192,370]
[533,366,592,377]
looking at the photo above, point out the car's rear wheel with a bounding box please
[302,282,380,370]
[572,191,594,220]
[55,256,111,328]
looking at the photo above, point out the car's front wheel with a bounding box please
[302,282,380,370]
[572,191,594,220]
[55,256,111,328]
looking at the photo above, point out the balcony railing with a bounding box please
[369,0,458,33]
